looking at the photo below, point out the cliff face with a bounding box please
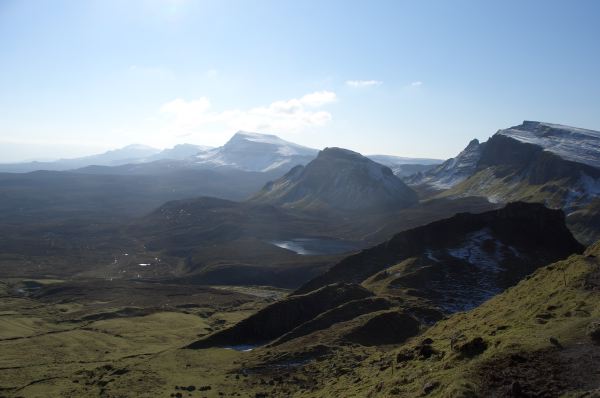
[409,122,600,244]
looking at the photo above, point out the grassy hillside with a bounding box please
[233,241,600,397]
[1,245,599,397]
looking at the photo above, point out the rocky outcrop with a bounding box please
[296,203,584,303]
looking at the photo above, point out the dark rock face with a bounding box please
[342,310,421,346]
[251,147,418,212]
[297,202,583,297]
[477,134,600,184]
[186,283,373,349]
[453,337,488,358]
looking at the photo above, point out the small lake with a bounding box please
[224,344,257,352]
[269,238,361,256]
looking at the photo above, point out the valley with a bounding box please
[1,123,600,397]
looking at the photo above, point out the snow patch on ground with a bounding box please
[563,173,600,212]
[447,229,504,273]
[426,229,522,313]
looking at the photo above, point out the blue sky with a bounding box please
[1,0,600,162]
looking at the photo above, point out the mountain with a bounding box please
[251,147,419,212]
[234,239,600,397]
[194,131,318,172]
[498,120,600,169]
[297,202,583,300]
[406,138,485,189]
[148,143,212,161]
[368,155,443,177]
[0,143,212,173]
[409,121,600,243]
[187,202,583,352]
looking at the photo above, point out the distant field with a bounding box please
[0,278,283,397]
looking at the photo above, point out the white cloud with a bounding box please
[159,97,212,131]
[410,81,423,87]
[158,91,336,137]
[345,80,382,88]
[299,90,337,106]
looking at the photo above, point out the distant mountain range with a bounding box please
[1,120,599,284]
[0,143,213,173]
[0,131,443,175]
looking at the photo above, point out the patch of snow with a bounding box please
[194,131,318,172]
[562,172,600,213]
[408,139,483,189]
[426,228,523,314]
[425,250,441,262]
[224,344,257,352]
[498,121,600,169]
[447,229,503,272]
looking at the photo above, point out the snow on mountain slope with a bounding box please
[195,131,318,172]
[406,139,484,189]
[149,144,212,161]
[498,121,600,169]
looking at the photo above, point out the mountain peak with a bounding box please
[466,138,480,147]
[498,121,600,169]
[251,147,418,212]
[195,131,318,172]
[318,147,364,161]
[407,137,484,189]
[229,131,280,142]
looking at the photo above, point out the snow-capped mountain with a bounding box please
[147,144,213,161]
[194,131,318,172]
[251,147,418,212]
[407,121,600,244]
[406,138,485,189]
[496,121,600,169]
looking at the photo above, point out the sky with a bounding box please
[1,0,600,162]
